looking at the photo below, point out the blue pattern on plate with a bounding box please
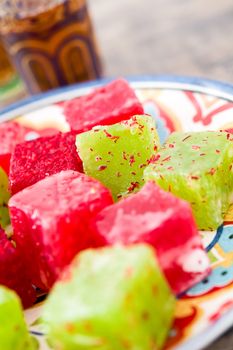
[218,225,233,253]
[144,101,170,144]
[187,265,233,296]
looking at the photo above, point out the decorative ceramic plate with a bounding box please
[1,76,233,350]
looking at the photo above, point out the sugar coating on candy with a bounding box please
[91,182,210,295]
[0,228,36,308]
[0,168,10,229]
[9,170,113,291]
[76,115,160,201]
[144,131,233,230]
[0,286,36,349]
[42,245,175,350]
[9,132,83,195]
[64,78,144,133]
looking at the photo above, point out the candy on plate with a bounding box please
[9,132,83,195]
[64,78,144,133]
[42,244,175,350]
[76,115,160,201]
[144,131,233,230]
[0,286,36,349]
[0,121,32,175]
[0,227,36,308]
[91,181,210,295]
[9,170,113,291]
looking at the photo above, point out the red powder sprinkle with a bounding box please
[84,321,93,332]
[167,166,174,171]
[229,165,232,171]
[103,130,120,143]
[200,153,206,156]
[216,149,220,154]
[131,171,136,175]
[154,145,158,151]
[127,182,140,192]
[159,174,164,180]
[168,185,172,192]
[122,151,128,160]
[65,323,76,333]
[192,145,201,150]
[147,154,160,164]
[139,163,147,169]
[98,165,107,171]
[227,133,231,140]
[129,155,135,166]
[191,175,199,180]
[162,156,171,162]
[124,116,138,128]
[182,135,191,142]
[138,123,145,132]
[168,144,175,148]
[208,168,216,175]
[95,156,102,161]
[141,311,150,321]
[90,148,93,152]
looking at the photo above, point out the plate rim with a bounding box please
[174,306,233,350]
[1,75,233,122]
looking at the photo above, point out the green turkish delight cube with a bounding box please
[76,115,160,201]
[0,167,10,228]
[42,245,175,350]
[144,131,233,230]
[0,286,36,350]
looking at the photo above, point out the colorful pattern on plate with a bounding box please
[10,84,233,350]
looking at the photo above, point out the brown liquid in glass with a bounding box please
[0,0,102,94]
[0,40,16,87]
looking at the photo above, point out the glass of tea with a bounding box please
[0,38,27,107]
[0,0,102,94]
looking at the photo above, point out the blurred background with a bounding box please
[89,0,233,81]
[0,0,233,108]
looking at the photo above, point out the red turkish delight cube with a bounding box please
[9,170,113,291]
[0,227,36,308]
[0,121,59,175]
[0,121,31,174]
[63,79,144,133]
[91,182,210,295]
[9,132,83,195]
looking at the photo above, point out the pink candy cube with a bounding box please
[9,132,83,195]
[0,227,36,308]
[91,182,210,295]
[64,79,144,133]
[9,170,113,290]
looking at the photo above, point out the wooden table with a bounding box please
[89,0,233,349]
